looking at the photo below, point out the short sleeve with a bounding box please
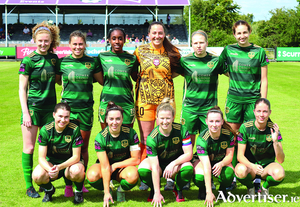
[259,48,269,67]
[146,136,157,157]
[18,56,32,75]
[72,127,84,148]
[237,124,248,144]
[94,55,102,73]
[53,55,60,75]
[129,128,140,146]
[196,137,208,156]
[228,134,235,148]
[131,57,139,73]
[57,57,63,75]
[94,133,106,152]
[37,127,49,146]
[177,57,185,75]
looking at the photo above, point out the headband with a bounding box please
[35,27,50,35]
[208,109,222,114]
[192,31,208,41]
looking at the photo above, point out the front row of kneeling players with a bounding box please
[32,97,284,205]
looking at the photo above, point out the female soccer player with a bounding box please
[138,98,193,204]
[57,30,102,195]
[97,27,138,130]
[19,21,60,198]
[134,21,181,164]
[178,30,228,146]
[194,106,237,205]
[219,20,269,132]
[86,102,140,206]
[32,103,85,204]
[235,98,285,197]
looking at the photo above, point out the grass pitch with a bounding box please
[0,61,299,206]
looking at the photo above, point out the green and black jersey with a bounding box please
[219,43,269,104]
[178,52,227,115]
[97,50,138,109]
[196,128,234,164]
[237,120,282,166]
[95,126,139,165]
[18,51,59,111]
[38,120,83,164]
[58,54,101,111]
[146,123,192,164]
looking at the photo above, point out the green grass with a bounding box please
[0,62,299,206]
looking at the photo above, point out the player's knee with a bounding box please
[32,170,48,184]
[273,168,285,181]
[235,164,247,178]
[124,167,139,183]
[68,164,85,181]
[86,169,101,182]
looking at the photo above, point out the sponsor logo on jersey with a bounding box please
[153,59,160,66]
[172,137,180,145]
[125,59,131,66]
[230,53,238,56]
[220,141,228,149]
[233,60,239,72]
[248,52,255,59]
[180,118,185,125]
[99,108,105,116]
[105,59,112,62]
[146,146,153,155]
[108,151,113,159]
[121,140,129,148]
[19,63,26,72]
[248,137,256,140]
[85,62,91,69]
[38,135,42,143]
[188,64,196,67]
[29,110,34,116]
[51,58,56,66]
[108,66,114,78]
[225,107,230,114]
[207,61,214,69]
[65,135,72,143]
[65,64,74,67]
[266,134,272,142]
[41,69,47,82]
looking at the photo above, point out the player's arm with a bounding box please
[38,145,52,172]
[111,149,141,170]
[19,74,31,127]
[94,71,103,85]
[55,75,62,85]
[271,123,285,163]
[260,65,268,98]
[199,155,215,206]
[212,147,234,177]
[57,147,81,171]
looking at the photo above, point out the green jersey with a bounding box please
[38,120,83,164]
[18,51,59,112]
[146,123,192,164]
[219,43,269,104]
[97,50,138,109]
[197,128,234,164]
[237,120,282,166]
[58,54,101,111]
[178,52,227,114]
[95,126,139,165]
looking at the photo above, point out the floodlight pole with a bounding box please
[155,6,158,21]
[5,5,8,47]
[105,6,108,47]
[56,6,58,25]
[189,5,191,47]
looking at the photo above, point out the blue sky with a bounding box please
[235,0,299,21]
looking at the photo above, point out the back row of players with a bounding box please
[19,20,284,206]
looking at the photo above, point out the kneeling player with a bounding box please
[32,103,85,204]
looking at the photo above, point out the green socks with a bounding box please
[87,178,104,190]
[138,168,154,189]
[120,179,137,190]
[193,174,205,191]
[263,175,283,189]
[40,181,53,191]
[74,181,84,192]
[64,176,73,186]
[22,152,33,189]
[175,166,194,191]
[237,173,254,189]
[218,167,234,190]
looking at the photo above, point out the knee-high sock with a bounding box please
[140,143,147,161]
[87,178,103,190]
[74,180,84,192]
[120,179,137,190]
[175,166,194,190]
[39,181,53,191]
[236,173,254,188]
[22,152,33,189]
[138,168,153,189]
[218,166,234,190]
[64,176,72,186]
[193,174,205,191]
[263,175,284,189]
[232,147,238,168]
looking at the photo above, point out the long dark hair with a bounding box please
[148,21,180,73]
[105,101,124,120]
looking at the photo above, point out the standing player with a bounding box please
[57,30,102,195]
[97,27,138,130]
[194,106,236,205]
[32,103,85,204]
[178,30,228,147]
[19,21,60,198]
[86,102,140,206]
[138,98,193,204]
[235,98,285,197]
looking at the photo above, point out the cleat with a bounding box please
[164,180,174,191]
[226,181,237,191]
[182,182,190,190]
[173,188,185,202]
[73,191,84,204]
[247,187,255,198]
[26,186,40,198]
[147,189,154,202]
[139,181,149,191]
[260,186,269,198]
[42,186,55,202]
[82,184,89,193]
[110,180,115,190]
[254,182,261,193]
[117,186,126,202]
[64,185,74,197]
[198,189,206,200]
[39,186,45,192]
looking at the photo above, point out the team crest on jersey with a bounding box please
[172,137,180,145]
[85,62,91,69]
[51,58,56,66]
[207,61,214,69]
[29,110,34,116]
[266,134,272,142]
[108,151,113,159]
[153,59,160,66]
[125,59,131,66]
[225,107,230,114]
[121,140,129,148]
[65,135,72,143]
[181,118,185,125]
[248,52,255,59]
[220,141,228,149]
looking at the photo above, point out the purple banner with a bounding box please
[158,0,189,6]
[57,0,107,5]
[5,0,57,4]
[107,0,155,6]
[0,0,6,5]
